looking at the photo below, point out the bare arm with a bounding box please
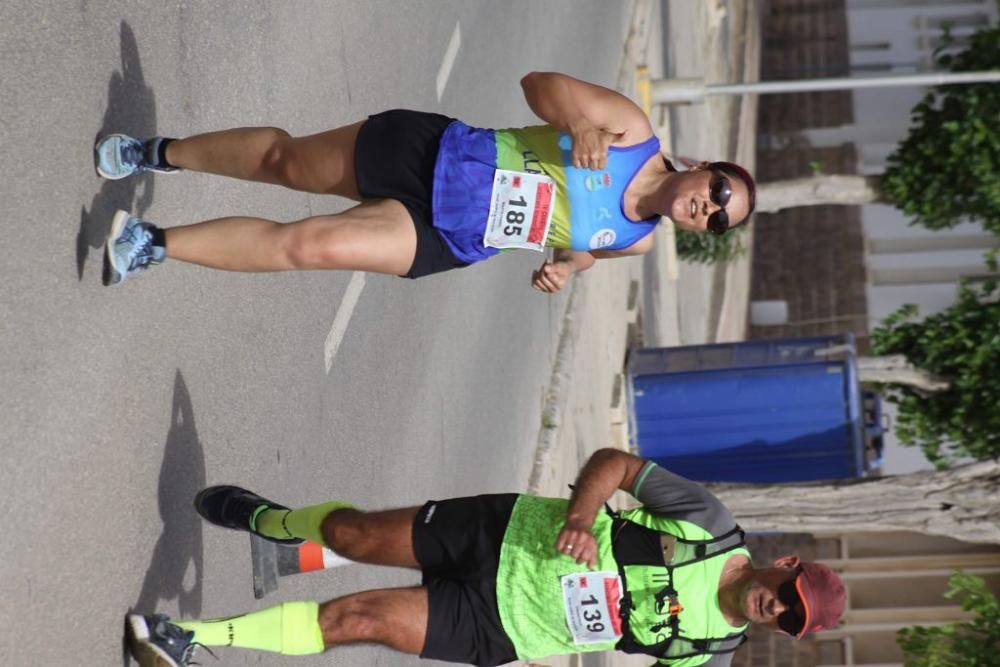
[532,234,654,294]
[531,249,594,293]
[555,448,648,568]
[521,72,652,170]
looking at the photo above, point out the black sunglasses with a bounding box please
[707,173,732,236]
[776,578,806,637]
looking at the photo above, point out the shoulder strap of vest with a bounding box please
[611,520,749,661]
[610,517,746,569]
[660,631,749,659]
[669,525,746,567]
[616,628,748,659]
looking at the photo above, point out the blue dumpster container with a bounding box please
[627,335,866,483]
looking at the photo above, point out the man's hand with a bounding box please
[532,259,573,293]
[555,517,598,569]
[569,121,617,171]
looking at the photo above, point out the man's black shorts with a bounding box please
[412,494,519,666]
[354,109,469,279]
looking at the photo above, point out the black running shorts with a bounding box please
[354,109,469,279]
[412,494,520,666]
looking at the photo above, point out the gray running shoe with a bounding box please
[95,134,177,179]
[126,613,200,667]
[103,210,165,286]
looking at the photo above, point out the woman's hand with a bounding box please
[555,517,598,569]
[569,121,617,171]
[520,72,650,168]
[532,259,574,293]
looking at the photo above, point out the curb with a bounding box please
[526,283,580,495]
[525,0,655,494]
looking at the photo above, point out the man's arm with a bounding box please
[554,448,647,568]
[632,464,736,536]
[520,72,652,170]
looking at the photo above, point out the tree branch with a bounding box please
[857,355,951,392]
[755,174,888,214]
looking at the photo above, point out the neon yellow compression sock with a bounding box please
[254,501,355,545]
[174,601,324,655]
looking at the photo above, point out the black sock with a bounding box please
[150,226,167,249]
[156,138,177,168]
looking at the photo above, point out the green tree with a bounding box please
[675,226,746,264]
[870,276,1000,466]
[691,24,1000,264]
[882,25,1000,235]
[897,572,1000,667]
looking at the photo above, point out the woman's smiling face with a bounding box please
[662,167,751,232]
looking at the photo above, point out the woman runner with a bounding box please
[96,71,755,292]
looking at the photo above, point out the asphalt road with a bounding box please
[0,2,633,665]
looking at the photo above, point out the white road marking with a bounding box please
[436,22,461,102]
[324,271,366,373]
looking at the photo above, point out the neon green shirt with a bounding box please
[495,463,749,666]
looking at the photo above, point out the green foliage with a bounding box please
[675,226,747,264]
[897,572,1000,667]
[869,279,1000,466]
[882,24,1000,234]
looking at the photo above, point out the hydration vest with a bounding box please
[609,511,749,661]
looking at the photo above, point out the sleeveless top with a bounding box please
[432,121,661,264]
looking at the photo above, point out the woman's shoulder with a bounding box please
[613,103,656,146]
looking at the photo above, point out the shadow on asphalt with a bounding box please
[125,370,206,665]
[79,20,157,283]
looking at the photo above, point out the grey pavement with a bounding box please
[0,1,757,665]
[527,2,759,664]
[0,4,635,666]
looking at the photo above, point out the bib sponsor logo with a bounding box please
[589,229,616,249]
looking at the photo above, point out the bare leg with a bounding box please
[163,123,365,199]
[319,587,428,653]
[322,507,422,568]
[163,199,417,275]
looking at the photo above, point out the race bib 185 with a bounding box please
[483,169,555,251]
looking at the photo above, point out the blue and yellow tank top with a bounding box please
[432,121,661,265]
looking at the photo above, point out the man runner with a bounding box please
[95,72,755,290]
[127,448,844,667]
